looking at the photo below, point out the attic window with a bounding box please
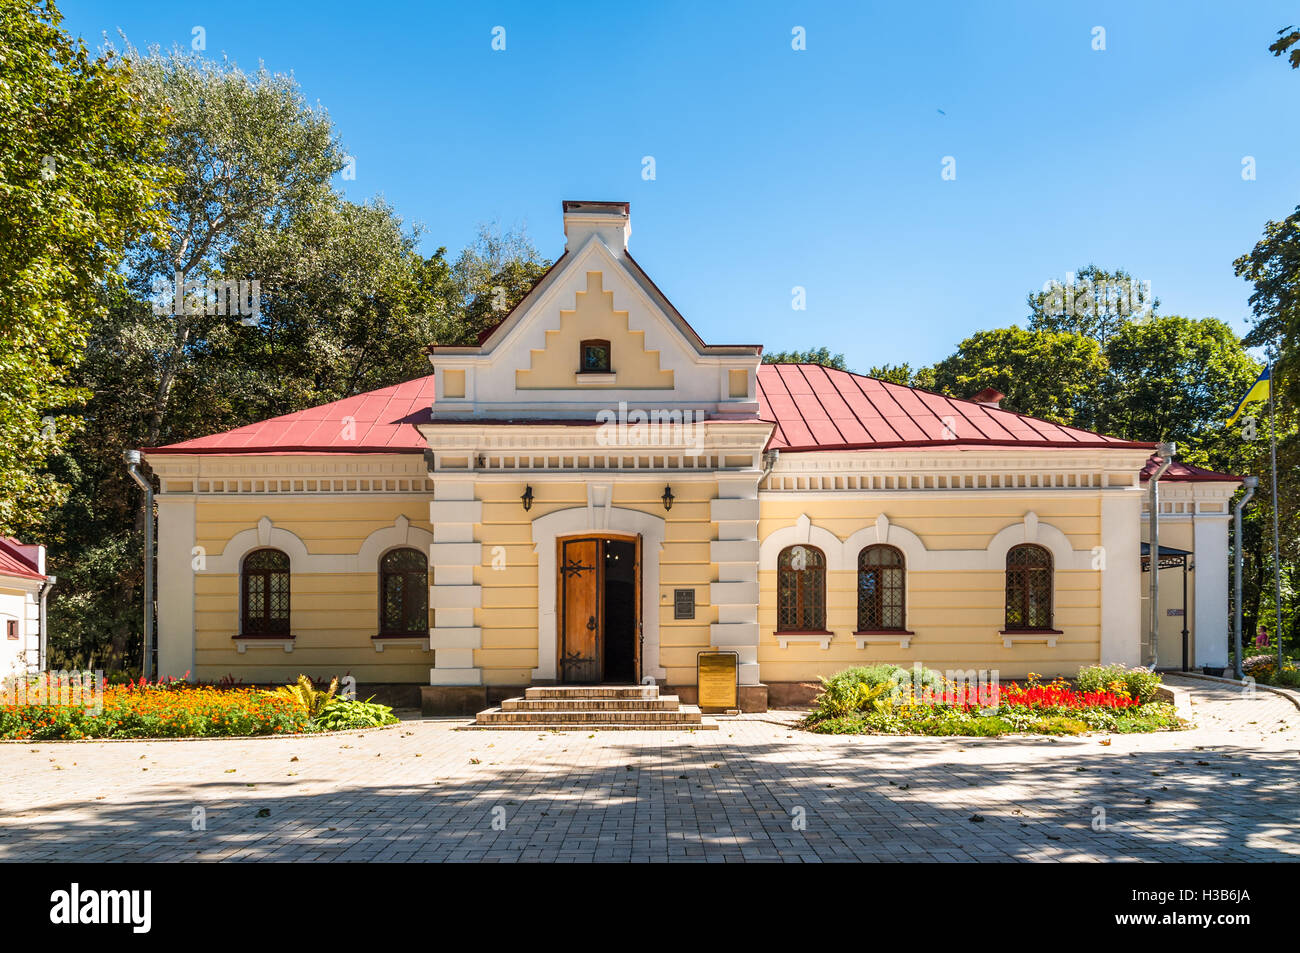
[580,339,611,374]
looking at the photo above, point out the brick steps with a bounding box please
[470,684,718,730]
[523,685,658,700]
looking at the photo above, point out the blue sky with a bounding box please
[62,0,1300,371]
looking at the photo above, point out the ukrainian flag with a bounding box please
[1226,365,1271,427]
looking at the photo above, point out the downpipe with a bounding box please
[1147,442,1175,669]
[124,450,155,680]
[1233,476,1259,680]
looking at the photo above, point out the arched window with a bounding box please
[241,549,290,636]
[379,548,429,636]
[1005,544,1053,630]
[777,545,826,632]
[858,545,905,631]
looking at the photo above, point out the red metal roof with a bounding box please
[756,363,1156,452]
[146,364,1167,458]
[1140,457,1243,483]
[0,537,45,581]
[146,375,437,455]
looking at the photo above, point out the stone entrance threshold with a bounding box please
[468,684,718,731]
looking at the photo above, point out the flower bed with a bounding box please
[802,666,1183,736]
[1241,652,1300,688]
[0,673,398,740]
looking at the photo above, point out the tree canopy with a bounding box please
[0,0,172,534]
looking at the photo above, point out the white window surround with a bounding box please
[855,633,913,649]
[373,636,432,652]
[208,516,436,648]
[759,511,1094,573]
[206,515,434,574]
[776,633,832,650]
[530,500,666,682]
[1002,634,1059,648]
[234,638,295,653]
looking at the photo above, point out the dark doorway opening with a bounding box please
[602,538,637,683]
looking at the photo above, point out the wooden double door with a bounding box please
[558,535,641,684]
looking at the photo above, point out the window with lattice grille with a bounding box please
[379,547,429,636]
[241,549,290,635]
[857,545,905,631]
[1005,544,1053,630]
[777,545,826,631]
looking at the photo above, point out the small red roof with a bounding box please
[1140,457,1243,483]
[0,537,45,581]
[757,364,1155,452]
[146,376,437,455]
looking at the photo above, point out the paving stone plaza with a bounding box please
[2,677,1296,862]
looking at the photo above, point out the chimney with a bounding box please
[563,200,630,254]
[971,387,1005,409]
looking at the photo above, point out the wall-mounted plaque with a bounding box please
[697,651,738,712]
[674,588,695,620]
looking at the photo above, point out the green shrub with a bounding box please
[276,674,339,718]
[1242,653,1300,686]
[1035,716,1089,735]
[1075,664,1162,703]
[812,664,943,719]
[311,697,399,731]
[1113,702,1183,733]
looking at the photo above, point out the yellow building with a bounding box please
[143,201,1241,712]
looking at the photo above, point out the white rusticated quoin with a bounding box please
[428,480,483,685]
[708,480,762,686]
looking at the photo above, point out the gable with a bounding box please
[425,201,761,420]
[515,271,675,390]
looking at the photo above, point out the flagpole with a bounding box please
[1269,354,1283,673]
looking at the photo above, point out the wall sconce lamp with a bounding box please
[661,484,674,511]
[521,485,534,512]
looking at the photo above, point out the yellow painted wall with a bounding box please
[193,499,434,683]
[187,486,1113,687]
[515,271,674,390]
[474,480,715,687]
[757,495,1104,681]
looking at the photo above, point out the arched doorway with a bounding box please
[558,534,641,684]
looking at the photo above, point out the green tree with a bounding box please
[0,0,171,533]
[762,347,847,370]
[35,48,553,672]
[1103,315,1262,467]
[1269,24,1300,68]
[1026,264,1158,348]
[1234,208,1300,412]
[438,225,551,345]
[119,46,344,447]
[930,327,1107,426]
[866,363,937,389]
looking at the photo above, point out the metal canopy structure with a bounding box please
[1139,541,1192,572]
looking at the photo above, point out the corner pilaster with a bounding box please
[428,481,483,685]
[709,478,761,686]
